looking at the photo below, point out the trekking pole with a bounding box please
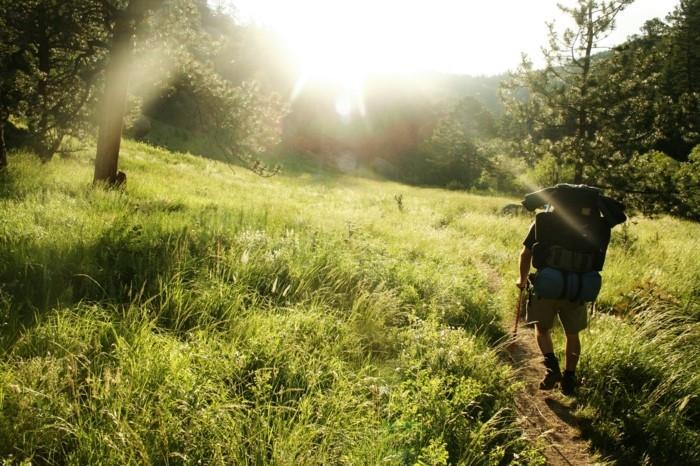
[513,285,525,335]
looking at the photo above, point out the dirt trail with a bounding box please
[506,325,603,466]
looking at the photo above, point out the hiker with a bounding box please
[516,184,626,395]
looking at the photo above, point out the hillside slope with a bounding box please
[0,142,698,464]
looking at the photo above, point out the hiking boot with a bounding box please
[539,369,562,390]
[539,353,562,390]
[561,371,577,396]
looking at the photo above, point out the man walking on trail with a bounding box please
[515,184,626,396]
[517,234,585,396]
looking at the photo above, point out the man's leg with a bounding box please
[560,332,582,395]
[536,324,554,355]
[527,298,561,390]
[559,302,587,396]
[560,333,581,395]
[536,324,562,390]
[564,332,581,372]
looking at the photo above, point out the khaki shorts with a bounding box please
[526,295,588,333]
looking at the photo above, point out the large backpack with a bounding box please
[521,184,626,302]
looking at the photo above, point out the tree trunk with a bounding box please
[574,161,584,184]
[93,0,164,184]
[574,6,596,185]
[36,5,53,161]
[93,12,135,184]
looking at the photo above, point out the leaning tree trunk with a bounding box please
[93,0,164,185]
[93,12,135,184]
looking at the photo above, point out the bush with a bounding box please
[529,153,575,188]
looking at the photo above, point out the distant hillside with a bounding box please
[416,71,507,116]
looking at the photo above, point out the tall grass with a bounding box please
[0,145,542,465]
[1,140,698,464]
[574,294,700,465]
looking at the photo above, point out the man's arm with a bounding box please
[517,246,532,288]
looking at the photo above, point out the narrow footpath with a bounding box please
[507,326,606,466]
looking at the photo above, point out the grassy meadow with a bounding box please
[0,142,698,465]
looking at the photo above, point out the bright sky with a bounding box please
[219,0,678,77]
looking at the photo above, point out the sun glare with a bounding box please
[247,0,428,103]
[233,0,542,90]
[233,0,678,93]
[334,95,353,118]
[275,2,393,115]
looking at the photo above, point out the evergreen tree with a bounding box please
[422,97,497,188]
[656,0,700,159]
[0,0,106,161]
[665,0,700,97]
[175,62,286,176]
[426,112,481,187]
[586,19,670,175]
[501,0,633,184]
[0,1,22,168]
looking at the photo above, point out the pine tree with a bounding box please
[665,0,700,97]
[0,1,19,168]
[656,0,700,159]
[501,0,633,184]
[0,0,106,162]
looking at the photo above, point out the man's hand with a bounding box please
[516,280,527,289]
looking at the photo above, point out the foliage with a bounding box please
[132,0,288,177]
[167,63,287,176]
[501,0,700,220]
[425,108,483,188]
[570,6,700,218]
[501,0,634,184]
[394,97,518,191]
[0,0,287,178]
[656,0,700,158]
[0,0,106,160]
[529,152,576,187]
[664,0,700,98]
[609,148,700,220]
[592,13,700,164]
[577,301,700,465]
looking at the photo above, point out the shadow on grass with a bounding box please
[0,161,23,201]
[0,219,198,347]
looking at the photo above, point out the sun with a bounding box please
[273,1,430,118]
[232,1,485,98]
[242,0,423,113]
[282,4,390,98]
[288,32,372,116]
[292,36,370,95]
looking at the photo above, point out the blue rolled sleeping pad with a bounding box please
[532,267,602,302]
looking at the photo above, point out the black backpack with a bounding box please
[521,184,626,301]
[522,184,626,228]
